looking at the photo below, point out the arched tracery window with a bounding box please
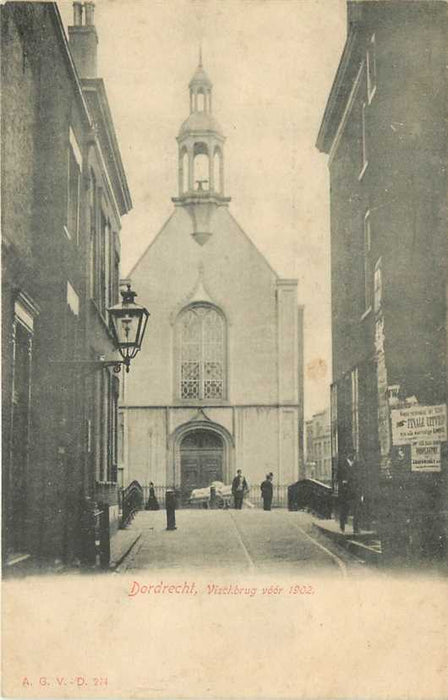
[178,305,226,400]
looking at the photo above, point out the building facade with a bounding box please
[316,1,447,553]
[120,61,304,500]
[305,409,331,484]
[1,1,131,568]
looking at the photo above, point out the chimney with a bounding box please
[68,1,98,79]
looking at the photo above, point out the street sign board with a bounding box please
[411,443,441,472]
[391,404,447,445]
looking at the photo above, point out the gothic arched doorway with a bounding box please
[180,429,223,498]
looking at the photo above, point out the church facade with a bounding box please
[120,60,304,499]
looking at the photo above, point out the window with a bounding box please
[94,371,119,483]
[8,295,38,552]
[118,411,125,464]
[99,211,107,315]
[103,217,113,311]
[89,172,113,317]
[65,283,79,381]
[178,305,226,400]
[351,368,359,454]
[67,129,81,241]
[363,211,372,311]
[374,257,382,313]
[22,43,29,74]
[89,171,97,301]
[67,281,79,317]
[360,102,368,176]
[10,321,32,546]
[96,371,107,482]
[108,375,119,482]
[367,34,376,101]
[330,383,338,459]
[111,249,120,307]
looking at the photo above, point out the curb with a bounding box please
[312,522,381,566]
[110,532,142,571]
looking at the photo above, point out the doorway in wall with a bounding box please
[180,429,223,500]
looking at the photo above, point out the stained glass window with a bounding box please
[179,305,225,400]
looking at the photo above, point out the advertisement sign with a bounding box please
[391,404,447,445]
[411,443,441,472]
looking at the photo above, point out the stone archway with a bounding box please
[169,416,234,498]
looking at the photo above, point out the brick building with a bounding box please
[1,1,131,569]
[305,408,331,484]
[316,1,447,554]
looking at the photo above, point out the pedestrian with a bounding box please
[260,473,273,511]
[338,452,354,533]
[351,456,364,535]
[232,469,248,510]
[145,481,160,511]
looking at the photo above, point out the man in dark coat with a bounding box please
[338,453,354,533]
[351,456,364,534]
[232,469,248,509]
[260,473,273,511]
[338,451,364,533]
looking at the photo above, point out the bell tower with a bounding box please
[173,53,230,246]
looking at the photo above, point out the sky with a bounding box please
[60,0,347,419]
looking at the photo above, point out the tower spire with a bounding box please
[199,43,203,68]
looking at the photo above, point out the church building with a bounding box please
[120,59,304,500]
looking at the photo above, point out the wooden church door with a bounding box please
[180,429,223,498]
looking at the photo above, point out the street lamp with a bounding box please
[108,284,150,373]
[50,284,149,374]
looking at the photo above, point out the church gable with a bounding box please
[129,203,280,334]
[120,57,303,495]
[129,202,277,292]
[124,58,299,410]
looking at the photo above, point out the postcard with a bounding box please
[2,0,447,698]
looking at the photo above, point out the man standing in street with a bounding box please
[260,473,273,511]
[338,451,364,534]
[232,469,248,510]
[351,455,364,535]
[338,452,354,533]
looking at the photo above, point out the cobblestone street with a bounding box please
[118,509,365,575]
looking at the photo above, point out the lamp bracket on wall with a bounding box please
[49,358,129,374]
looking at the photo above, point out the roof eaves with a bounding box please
[226,210,280,280]
[126,210,177,278]
[316,27,360,154]
[82,78,133,214]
